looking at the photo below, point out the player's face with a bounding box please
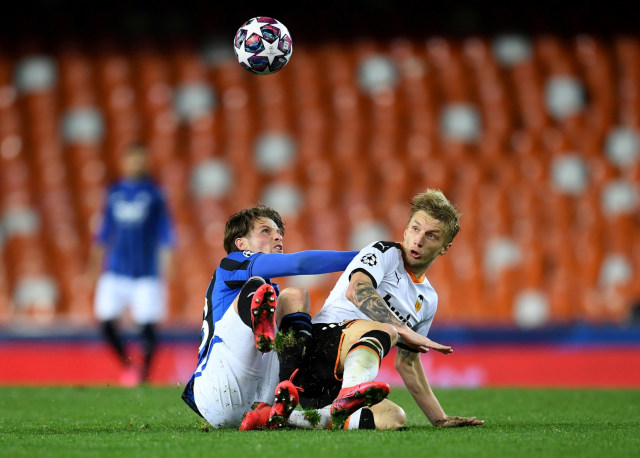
[239,217,283,254]
[121,149,148,178]
[402,210,451,276]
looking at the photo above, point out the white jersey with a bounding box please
[313,241,438,343]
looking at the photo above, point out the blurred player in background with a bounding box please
[246,189,484,430]
[181,205,359,429]
[87,142,175,386]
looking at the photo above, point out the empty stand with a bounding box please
[0,33,638,328]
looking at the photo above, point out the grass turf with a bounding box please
[1,385,639,457]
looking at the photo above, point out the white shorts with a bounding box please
[94,272,166,324]
[193,308,279,428]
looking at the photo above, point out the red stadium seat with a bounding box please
[0,264,12,324]
[3,30,640,327]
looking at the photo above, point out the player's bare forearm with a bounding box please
[346,272,451,353]
[350,279,406,328]
[395,348,447,425]
[396,348,484,427]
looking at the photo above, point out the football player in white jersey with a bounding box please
[249,189,484,430]
[316,189,483,428]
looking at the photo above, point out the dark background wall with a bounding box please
[1,1,638,51]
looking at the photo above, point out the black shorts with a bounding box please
[296,320,357,409]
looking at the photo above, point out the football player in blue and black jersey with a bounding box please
[181,205,359,429]
[87,143,175,386]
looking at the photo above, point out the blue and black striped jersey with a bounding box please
[96,177,174,278]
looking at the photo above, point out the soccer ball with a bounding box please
[233,17,293,75]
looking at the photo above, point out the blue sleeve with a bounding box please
[156,190,175,247]
[249,250,358,278]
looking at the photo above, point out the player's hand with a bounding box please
[399,328,453,354]
[434,416,484,427]
[423,338,453,354]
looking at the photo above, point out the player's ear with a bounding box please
[235,237,249,251]
[440,243,452,255]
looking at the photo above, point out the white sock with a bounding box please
[288,406,331,429]
[347,408,363,429]
[341,347,380,388]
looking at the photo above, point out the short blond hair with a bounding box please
[409,189,461,243]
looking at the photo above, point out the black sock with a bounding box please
[101,320,128,365]
[278,312,312,381]
[237,278,267,328]
[140,324,157,381]
[358,408,375,429]
[352,329,392,360]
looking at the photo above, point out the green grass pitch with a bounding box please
[1,385,639,457]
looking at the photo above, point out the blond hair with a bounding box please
[409,189,461,243]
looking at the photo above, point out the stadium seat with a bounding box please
[170,244,211,321]
[605,126,640,167]
[3,29,640,328]
[513,288,550,329]
[374,157,411,221]
[0,263,11,324]
[305,207,346,251]
[1,206,57,320]
[261,181,303,219]
[190,159,233,200]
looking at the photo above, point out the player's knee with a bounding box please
[382,405,406,430]
[235,277,268,328]
[353,328,394,361]
[277,287,310,315]
[379,323,398,346]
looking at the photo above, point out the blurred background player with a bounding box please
[86,142,175,386]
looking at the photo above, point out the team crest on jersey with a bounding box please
[242,250,255,257]
[360,253,378,266]
[415,294,424,312]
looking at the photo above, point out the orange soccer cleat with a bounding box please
[251,284,277,352]
[267,369,303,428]
[239,402,271,431]
[330,381,390,429]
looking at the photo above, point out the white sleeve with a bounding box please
[345,241,397,288]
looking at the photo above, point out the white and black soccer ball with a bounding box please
[233,17,293,75]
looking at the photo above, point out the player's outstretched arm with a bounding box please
[251,250,358,278]
[346,272,451,353]
[395,348,484,427]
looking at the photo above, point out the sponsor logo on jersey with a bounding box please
[384,293,412,326]
[112,192,151,224]
[360,253,378,266]
[242,250,256,257]
[415,294,424,312]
